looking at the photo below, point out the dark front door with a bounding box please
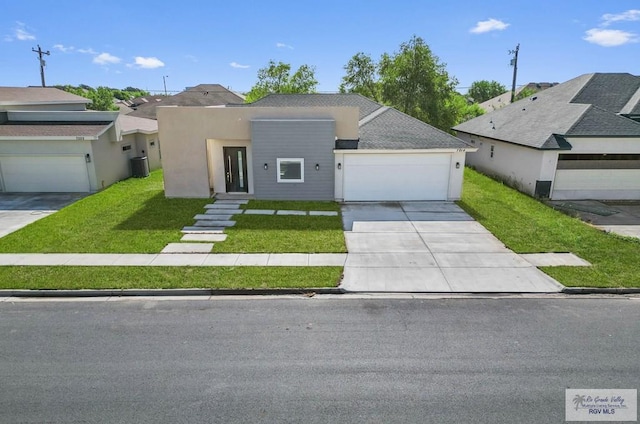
[223,147,248,193]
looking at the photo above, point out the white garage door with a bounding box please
[0,155,91,192]
[553,169,640,200]
[343,153,451,201]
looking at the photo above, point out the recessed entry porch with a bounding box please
[206,139,254,197]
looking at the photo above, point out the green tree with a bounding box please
[339,52,380,102]
[245,60,318,102]
[515,87,537,101]
[467,80,507,103]
[448,93,485,124]
[378,35,459,132]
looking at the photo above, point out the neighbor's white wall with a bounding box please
[92,126,136,190]
[565,137,640,153]
[0,103,87,112]
[158,106,359,198]
[458,132,550,196]
[447,151,466,200]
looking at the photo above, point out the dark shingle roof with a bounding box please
[250,93,382,120]
[454,73,640,149]
[128,85,244,119]
[0,121,112,137]
[571,73,640,113]
[567,106,640,136]
[360,108,469,149]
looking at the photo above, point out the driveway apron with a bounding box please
[340,202,563,293]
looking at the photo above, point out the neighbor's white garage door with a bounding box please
[343,153,451,201]
[553,169,640,200]
[0,155,91,192]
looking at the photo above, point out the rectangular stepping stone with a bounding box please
[162,243,213,253]
[205,209,241,216]
[205,204,242,209]
[276,210,307,216]
[194,214,234,221]
[244,209,275,215]
[194,220,235,227]
[181,233,227,242]
[212,199,249,204]
[309,211,338,216]
[182,226,225,233]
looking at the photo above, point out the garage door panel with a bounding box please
[1,156,91,192]
[553,169,640,200]
[343,154,450,201]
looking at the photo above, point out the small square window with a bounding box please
[277,158,304,183]
[150,141,156,147]
[122,144,132,152]
[490,145,495,158]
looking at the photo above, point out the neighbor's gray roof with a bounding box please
[454,73,640,149]
[0,121,112,137]
[571,73,640,113]
[0,87,91,105]
[250,93,382,120]
[248,93,470,150]
[118,114,158,134]
[128,84,244,119]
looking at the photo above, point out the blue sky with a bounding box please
[1,1,638,95]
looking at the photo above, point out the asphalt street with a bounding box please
[0,296,638,423]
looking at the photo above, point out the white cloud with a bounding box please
[132,56,165,69]
[230,61,250,69]
[53,44,74,53]
[5,22,36,41]
[78,48,97,54]
[601,9,640,27]
[470,18,510,34]
[583,28,638,47]
[93,52,122,65]
[276,42,294,49]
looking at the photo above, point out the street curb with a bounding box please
[562,287,640,295]
[0,287,347,298]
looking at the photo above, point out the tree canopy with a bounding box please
[245,60,318,103]
[467,80,507,103]
[340,35,464,132]
[55,85,150,111]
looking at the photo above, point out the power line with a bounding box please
[31,45,50,87]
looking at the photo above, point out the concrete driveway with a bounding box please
[0,193,86,238]
[340,202,564,293]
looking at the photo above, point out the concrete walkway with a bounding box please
[340,202,566,293]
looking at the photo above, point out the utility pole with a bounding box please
[31,44,51,87]
[509,43,520,103]
[163,75,168,96]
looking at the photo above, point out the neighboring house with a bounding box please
[0,87,159,193]
[454,73,640,200]
[158,93,475,201]
[479,82,558,112]
[126,84,245,120]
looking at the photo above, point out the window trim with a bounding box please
[277,158,304,183]
[122,144,132,152]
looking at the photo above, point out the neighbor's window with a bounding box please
[490,145,495,158]
[277,158,304,183]
[122,144,132,152]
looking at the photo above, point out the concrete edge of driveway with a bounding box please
[0,287,347,298]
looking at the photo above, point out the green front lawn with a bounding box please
[459,168,640,288]
[0,171,209,253]
[0,266,343,290]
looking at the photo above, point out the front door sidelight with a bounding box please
[223,147,248,193]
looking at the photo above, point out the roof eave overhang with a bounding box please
[334,147,478,154]
[0,136,99,141]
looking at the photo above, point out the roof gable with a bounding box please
[571,73,640,113]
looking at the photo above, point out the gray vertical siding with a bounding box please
[251,119,335,200]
